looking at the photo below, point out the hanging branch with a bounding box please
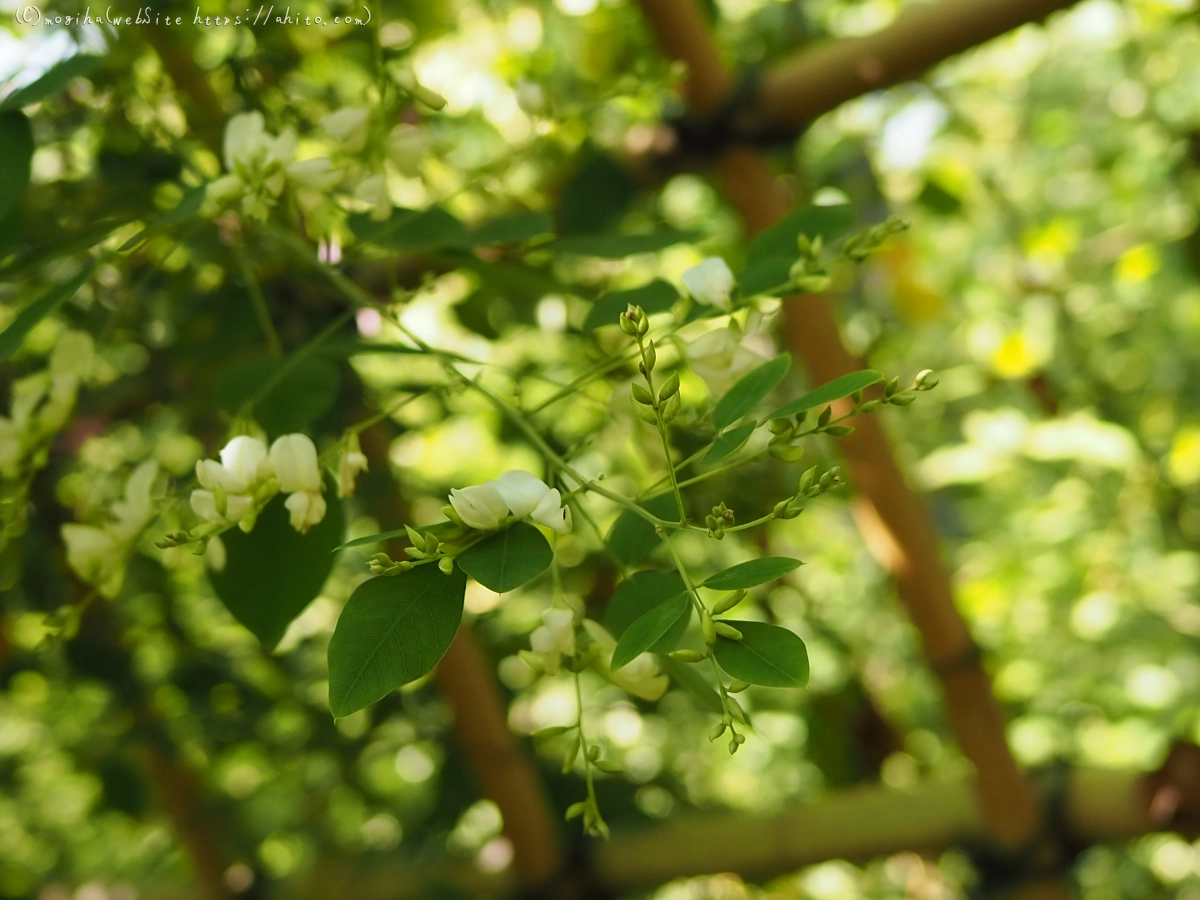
[633,0,1043,855]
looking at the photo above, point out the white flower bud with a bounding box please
[216,435,269,492]
[355,174,391,221]
[110,460,159,542]
[492,470,550,518]
[190,489,253,524]
[205,535,227,572]
[269,434,321,494]
[336,440,369,498]
[284,490,326,533]
[287,157,341,190]
[320,106,370,152]
[681,257,735,311]
[530,488,572,534]
[386,125,428,176]
[448,483,509,530]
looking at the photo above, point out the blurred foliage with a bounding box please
[4,0,1200,898]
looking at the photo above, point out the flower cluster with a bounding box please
[447,470,572,534]
[190,433,326,534]
[205,112,340,219]
[61,461,159,597]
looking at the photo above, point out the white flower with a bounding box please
[529,608,576,675]
[449,483,509,531]
[387,125,428,176]
[683,326,765,394]
[269,434,321,493]
[491,470,550,518]
[320,107,370,152]
[224,111,270,171]
[285,489,327,533]
[62,524,121,587]
[530,488,572,535]
[205,173,245,206]
[109,460,158,543]
[287,157,341,190]
[581,620,669,701]
[336,436,369,498]
[196,435,268,494]
[355,174,391,221]
[682,257,735,311]
[190,489,254,525]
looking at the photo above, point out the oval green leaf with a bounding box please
[469,210,553,245]
[713,620,809,688]
[0,111,34,223]
[605,570,690,652]
[349,205,470,252]
[712,354,791,431]
[746,204,854,265]
[702,557,802,591]
[703,421,757,465]
[209,489,345,649]
[611,592,690,671]
[327,565,467,718]
[769,370,884,421]
[606,493,681,566]
[215,357,340,437]
[457,522,552,593]
[655,653,724,713]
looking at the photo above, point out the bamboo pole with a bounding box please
[757,0,1078,130]
[593,767,1160,889]
[634,0,1042,852]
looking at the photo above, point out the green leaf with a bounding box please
[655,653,724,713]
[713,620,809,688]
[703,557,803,591]
[768,370,883,420]
[606,493,681,567]
[0,260,96,362]
[0,111,34,223]
[469,211,553,245]
[583,279,678,333]
[712,354,791,431]
[118,184,208,251]
[549,229,701,259]
[209,488,345,649]
[736,257,793,299]
[457,522,552,593]
[746,204,854,265]
[215,357,341,437]
[612,593,690,671]
[334,528,409,552]
[557,150,638,236]
[0,55,101,111]
[349,206,470,252]
[605,570,690,652]
[327,564,466,717]
[703,422,757,465]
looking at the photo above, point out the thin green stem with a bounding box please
[233,244,282,357]
[237,308,353,420]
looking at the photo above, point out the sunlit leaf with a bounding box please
[215,357,341,437]
[607,493,682,566]
[769,370,883,420]
[0,55,101,111]
[702,557,802,591]
[713,621,809,688]
[0,260,96,362]
[746,204,854,265]
[703,422,757,465]
[606,570,690,652]
[327,564,466,717]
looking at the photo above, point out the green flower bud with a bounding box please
[619,311,638,336]
[709,721,728,741]
[658,372,680,402]
[726,695,747,723]
[562,741,580,773]
[915,369,938,390]
[819,469,835,489]
[411,84,448,111]
[701,610,716,645]
[769,443,806,462]
[825,425,854,438]
[712,590,746,615]
[794,273,833,294]
[587,744,600,762]
[799,465,818,494]
[438,557,455,574]
[404,524,425,551]
[643,340,657,372]
[632,383,655,406]
[565,801,588,821]
[633,402,659,424]
[669,649,706,662]
[728,736,740,755]
[594,759,622,774]
[767,418,794,436]
[661,392,682,423]
[532,725,573,740]
[859,398,882,413]
[817,406,832,428]
[890,393,916,406]
[885,376,900,397]
[714,621,743,641]
[728,680,750,693]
